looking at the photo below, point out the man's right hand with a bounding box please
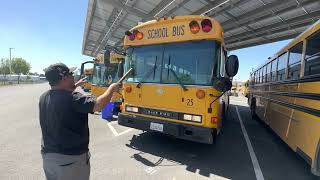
[108,83,122,93]
[93,83,123,112]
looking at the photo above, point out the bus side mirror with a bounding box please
[117,61,124,78]
[226,55,239,77]
[79,63,85,81]
[79,61,94,81]
[104,50,110,66]
[213,77,232,92]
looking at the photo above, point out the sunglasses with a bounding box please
[59,71,74,77]
[67,72,74,76]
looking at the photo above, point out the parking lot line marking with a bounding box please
[117,128,133,136]
[145,167,157,175]
[236,106,265,180]
[109,121,118,125]
[106,121,133,137]
[107,122,119,136]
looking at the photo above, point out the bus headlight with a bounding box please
[126,106,139,113]
[183,114,202,122]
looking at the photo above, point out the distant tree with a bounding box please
[0,58,10,75]
[0,59,11,84]
[11,58,31,84]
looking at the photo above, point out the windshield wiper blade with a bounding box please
[169,68,188,91]
[167,55,187,91]
[137,56,157,88]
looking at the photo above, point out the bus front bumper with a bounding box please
[118,113,216,144]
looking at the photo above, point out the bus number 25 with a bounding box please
[186,99,194,106]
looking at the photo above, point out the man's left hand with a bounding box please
[75,77,88,87]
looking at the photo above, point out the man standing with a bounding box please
[39,63,121,180]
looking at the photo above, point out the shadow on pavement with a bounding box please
[125,105,256,179]
[236,105,319,180]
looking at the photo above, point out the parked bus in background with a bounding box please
[92,52,124,115]
[82,68,93,92]
[118,16,239,144]
[243,80,250,98]
[80,51,125,115]
[248,19,320,176]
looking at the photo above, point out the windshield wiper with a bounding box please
[167,56,188,91]
[136,56,157,88]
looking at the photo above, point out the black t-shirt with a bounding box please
[39,89,96,155]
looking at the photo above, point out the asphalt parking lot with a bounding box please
[0,83,318,180]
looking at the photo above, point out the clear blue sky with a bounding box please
[0,0,291,81]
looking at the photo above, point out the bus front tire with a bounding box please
[250,98,257,119]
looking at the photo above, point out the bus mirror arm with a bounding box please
[208,77,232,113]
[208,93,225,113]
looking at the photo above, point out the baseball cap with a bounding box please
[44,63,77,84]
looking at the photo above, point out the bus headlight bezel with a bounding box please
[183,114,202,122]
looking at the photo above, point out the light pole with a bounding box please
[9,48,14,74]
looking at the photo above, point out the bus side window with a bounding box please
[261,66,265,83]
[257,70,260,84]
[257,69,260,84]
[288,42,303,80]
[271,59,277,81]
[277,52,288,81]
[266,63,272,82]
[262,67,265,83]
[305,31,320,77]
[259,68,262,84]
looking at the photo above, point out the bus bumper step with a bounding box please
[118,113,216,144]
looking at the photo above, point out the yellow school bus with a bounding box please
[91,52,125,113]
[243,80,250,98]
[82,68,93,92]
[79,61,94,92]
[118,16,239,144]
[248,19,320,176]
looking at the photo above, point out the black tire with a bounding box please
[250,98,257,118]
[222,103,226,120]
[226,96,230,112]
[212,128,218,139]
[312,140,320,176]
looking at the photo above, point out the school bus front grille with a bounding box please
[125,106,202,123]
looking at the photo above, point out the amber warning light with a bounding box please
[189,20,200,34]
[134,30,143,40]
[125,30,143,41]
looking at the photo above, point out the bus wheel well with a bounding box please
[312,139,320,176]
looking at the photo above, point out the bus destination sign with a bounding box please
[147,25,185,39]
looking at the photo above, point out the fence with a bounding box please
[0,74,45,85]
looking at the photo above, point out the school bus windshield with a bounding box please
[125,40,221,86]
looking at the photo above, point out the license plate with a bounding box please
[150,122,163,132]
